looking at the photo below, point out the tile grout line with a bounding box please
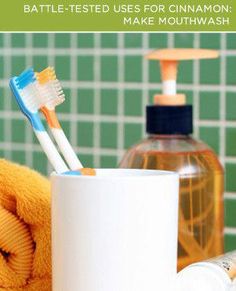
[1,78,236,92]
[219,34,227,166]
[47,33,55,174]
[225,193,236,199]
[93,33,101,167]
[3,140,236,167]
[117,33,125,163]
[3,34,12,160]
[193,33,200,138]
[225,227,236,235]
[0,47,235,56]
[48,33,55,65]
[3,109,236,127]
[168,33,174,48]
[25,33,34,168]
[0,142,125,158]
[70,33,78,166]
[141,33,149,138]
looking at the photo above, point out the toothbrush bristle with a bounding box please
[21,84,42,112]
[37,67,65,109]
[39,79,65,109]
[15,68,42,113]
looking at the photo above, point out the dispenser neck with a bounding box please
[148,133,190,139]
[163,80,177,95]
[160,60,178,95]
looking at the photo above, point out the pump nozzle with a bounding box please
[146,49,219,105]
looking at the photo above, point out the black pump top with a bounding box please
[146,105,193,135]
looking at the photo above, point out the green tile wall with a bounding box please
[0,33,236,252]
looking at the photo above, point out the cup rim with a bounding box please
[51,168,179,180]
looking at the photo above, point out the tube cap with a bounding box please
[176,263,232,291]
[146,105,193,135]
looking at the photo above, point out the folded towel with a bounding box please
[0,159,51,291]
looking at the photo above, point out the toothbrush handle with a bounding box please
[34,130,69,173]
[51,128,83,170]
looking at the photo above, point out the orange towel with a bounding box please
[0,159,51,291]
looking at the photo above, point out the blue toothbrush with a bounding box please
[9,68,69,174]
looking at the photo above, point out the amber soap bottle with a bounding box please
[119,49,224,271]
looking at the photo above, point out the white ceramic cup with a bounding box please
[51,169,179,291]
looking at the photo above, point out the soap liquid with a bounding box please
[120,148,224,271]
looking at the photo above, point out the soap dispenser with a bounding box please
[119,49,224,271]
